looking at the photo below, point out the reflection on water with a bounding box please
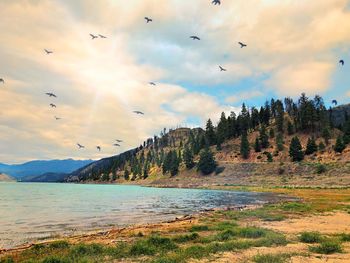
[0,182,287,249]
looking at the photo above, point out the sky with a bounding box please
[0,0,349,164]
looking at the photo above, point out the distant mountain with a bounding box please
[0,173,15,182]
[21,172,68,183]
[0,159,93,180]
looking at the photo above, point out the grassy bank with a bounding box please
[1,187,350,262]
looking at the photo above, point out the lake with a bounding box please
[0,182,287,249]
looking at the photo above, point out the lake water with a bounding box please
[0,182,287,249]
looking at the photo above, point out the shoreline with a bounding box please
[0,204,263,254]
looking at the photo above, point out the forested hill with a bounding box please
[65,94,350,183]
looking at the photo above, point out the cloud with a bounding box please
[0,0,349,163]
[225,90,264,104]
[265,62,335,96]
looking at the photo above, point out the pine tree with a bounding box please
[334,136,346,153]
[124,168,130,180]
[269,128,275,139]
[305,137,318,155]
[259,125,269,148]
[197,147,217,175]
[240,132,250,159]
[276,133,284,151]
[275,100,284,132]
[322,127,331,145]
[169,151,179,176]
[266,152,273,162]
[217,112,228,145]
[289,136,304,162]
[343,120,350,145]
[287,121,294,135]
[183,145,195,169]
[254,137,261,152]
[205,119,216,145]
[318,141,326,152]
[162,151,172,174]
[143,163,149,179]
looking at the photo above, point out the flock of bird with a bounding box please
[0,0,346,155]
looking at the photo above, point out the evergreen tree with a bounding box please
[289,136,304,162]
[169,151,179,176]
[305,137,318,155]
[275,100,284,132]
[143,163,149,179]
[254,137,261,152]
[318,141,326,152]
[205,119,216,145]
[343,120,350,145]
[276,133,284,151]
[240,132,250,159]
[217,112,228,145]
[259,125,269,149]
[101,173,110,181]
[124,168,130,180]
[197,147,217,175]
[183,146,195,169]
[269,128,275,139]
[162,151,172,174]
[334,136,346,153]
[287,121,294,135]
[112,173,117,181]
[266,152,273,162]
[322,127,331,145]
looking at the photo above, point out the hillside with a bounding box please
[0,159,93,180]
[65,95,350,186]
[0,173,15,182]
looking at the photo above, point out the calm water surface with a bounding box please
[0,182,287,249]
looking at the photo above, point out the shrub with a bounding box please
[339,233,350,242]
[130,240,156,256]
[315,164,326,174]
[216,229,238,241]
[299,232,322,243]
[173,233,199,243]
[253,253,290,263]
[48,241,70,249]
[239,227,268,239]
[281,202,310,212]
[70,243,104,256]
[0,258,15,263]
[310,240,342,254]
[147,236,177,251]
[190,225,209,232]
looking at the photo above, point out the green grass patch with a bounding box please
[253,253,291,263]
[280,202,311,213]
[190,225,209,232]
[339,233,350,242]
[299,232,322,243]
[212,221,238,231]
[172,233,199,243]
[309,240,342,254]
[239,227,269,239]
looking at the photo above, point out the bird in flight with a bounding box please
[190,36,201,40]
[0,78,4,84]
[96,146,101,151]
[90,34,98,40]
[332,100,338,106]
[133,111,144,115]
[50,103,57,108]
[115,139,123,143]
[339,60,344,66]
[45,92,57,98]
[149,82,156,86]
[54,116,61,120]
[99,34,107,38]
[44,49,53,55]
[77,143,85,149]
[144,17,153,23]
[212,0,221,5]
[113,143,121,147]
[238,42,247,48]
[219,66,227,72]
